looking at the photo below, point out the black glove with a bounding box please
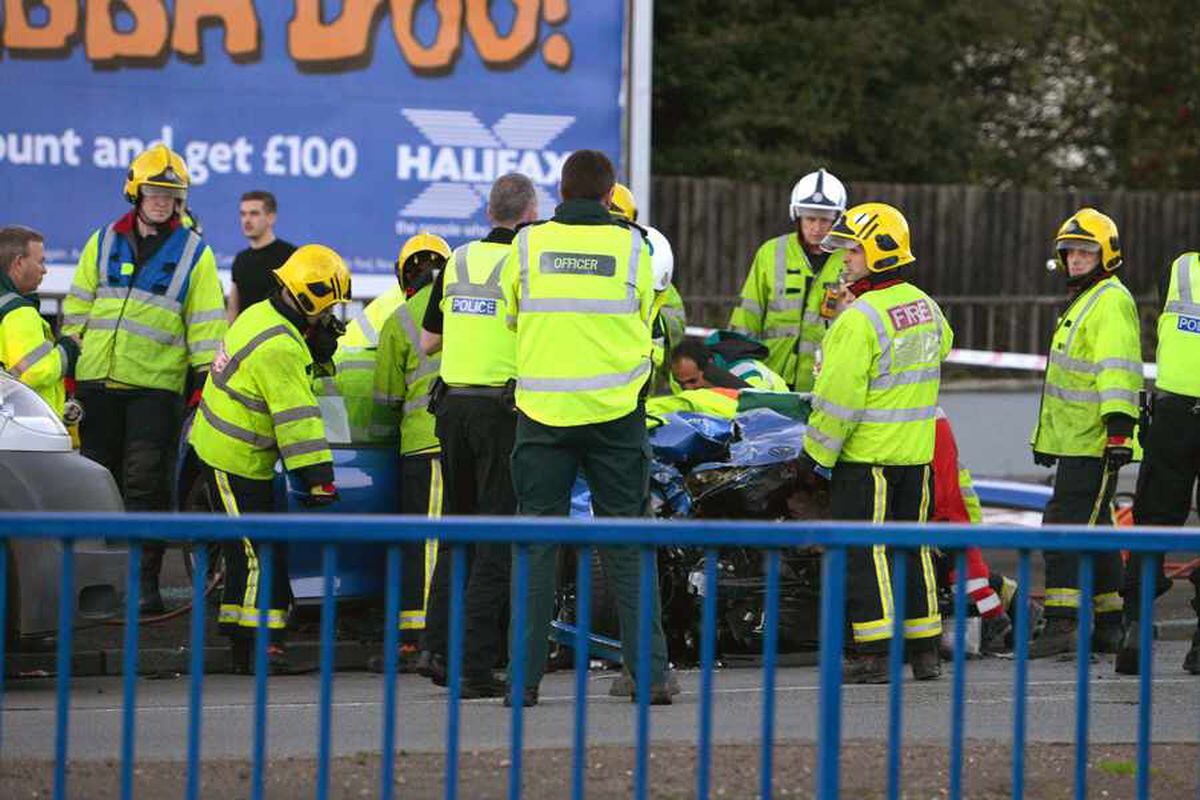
[307,314,345,365]
[300,482,339,508]
[55,335,80,376]
[1033,451,1057,468]
[796,452,832,489]
[1103,435,1134,472]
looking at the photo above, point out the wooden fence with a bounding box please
[652,176,1200,354]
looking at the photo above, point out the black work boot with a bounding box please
[1093,613,1125,655]
[139,545,166,615]
[1029,617,1077,659]
[910,641,942,681]
[981,612,1014,655]
[503,687,539,707]
[230,638,252,675]
[1115,619,1141,675]
[1183,629,1200,675]
[843,652,889,684]
[415,651,448,686]
[460,672,508,699]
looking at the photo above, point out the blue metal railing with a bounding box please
[2,511,1197,800]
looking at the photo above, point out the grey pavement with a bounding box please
[4,641,1199,762]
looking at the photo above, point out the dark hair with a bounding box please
[0,225,43,273]
[559,150,615,202]
[670,338,712,368]
[240,190,278,214]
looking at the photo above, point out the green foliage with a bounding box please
[652,1,1200,189]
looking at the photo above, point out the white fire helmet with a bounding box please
[789,168,847,221]
[645,226,674,292]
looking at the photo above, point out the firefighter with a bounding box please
[189,244,348,672]
[1117,250,1200,675]
[411,174,539,694]
[800,202,952,683]
[729,168,847,392]
[1029,208,1142,659]
[63,144,227,614]
[0,226,78,416]
[501,150,670,707]
[609,184,687,393]
[372,232,449,662]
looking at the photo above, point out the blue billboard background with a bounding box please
[0,2,626,274]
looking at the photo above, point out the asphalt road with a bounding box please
[5,641,1198,763]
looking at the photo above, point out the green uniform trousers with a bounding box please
[509,404,668,691]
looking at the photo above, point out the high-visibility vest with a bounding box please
[1031,274,1143,457]
[651,283,686,392]
[1155,252,1200,398]
[803,282,952,467]
[0,293,67,415]
[190,300,332,481]
[440,240,516,386]
[505,220,654,426]
[315,286,406,443]
[645,387,740,419]
[63,221,227,393]
[374,285,440,455]
[729,234,843,392]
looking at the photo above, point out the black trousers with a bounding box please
[1042,456,1123,620]
[1127,393,1200,617]
[203,465,290,643]
[422,393,516,675]
[832,464,940,654]
[507,406,667,690]
[78,385,180,570]
[398,454,442,640]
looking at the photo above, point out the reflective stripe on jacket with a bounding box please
[440,240,516,386]
[728,233,843,392]
[502,221,654,427]
[803,282,952,467]
[1156,252,1200,398]
[374,285,440,455]
[1031,274,1143,457]
[190,299,331,480]
[0,298,67,415]
[63,221,227,393]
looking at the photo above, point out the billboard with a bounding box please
[0,1,630,275]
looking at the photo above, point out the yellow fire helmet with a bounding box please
[123,144,190,204]
[1054,207,1122,273]
[609,182,638,223]
[273,244,352,317]
[820,202,915,273]
[397,231,451,268]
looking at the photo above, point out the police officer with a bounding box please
[609,185,686,394]
[0,226,78,415]
[1117,250,1200,675]
[412,173,539,695]
[373,233,449,657]
[1029,209,1143,659]
[190,244,348,672]
[800,202,952,684]
[63,144,228,613]
[730,169,847,392]
[500,150,670,706]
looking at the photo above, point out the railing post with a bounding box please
[380,545,403,800]
[696,549,718,800]
[445,543,467,800]
[53,539,75,800]
[317,544,338,800]
[1012,550,1031,800]
[816,546,846,800]
[572,546,592,800]
[185,544,208,800]
[0,543,7,758]
[1136,553,1155,800]
[633,545,655,800]
[120,540,143,800]
[949,549,969,799]
[760,549,781,800]
[885,550,908,800]
[1074,554,1095,800]
[251,542,273,800]
[508,544,530,800]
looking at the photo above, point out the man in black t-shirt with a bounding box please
[229,190,296,319]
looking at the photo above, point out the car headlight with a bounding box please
[0,371,71,451]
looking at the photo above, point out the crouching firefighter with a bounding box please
[800,202,953,684]
[1030,209,1142,659]
[190,244,350,673]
